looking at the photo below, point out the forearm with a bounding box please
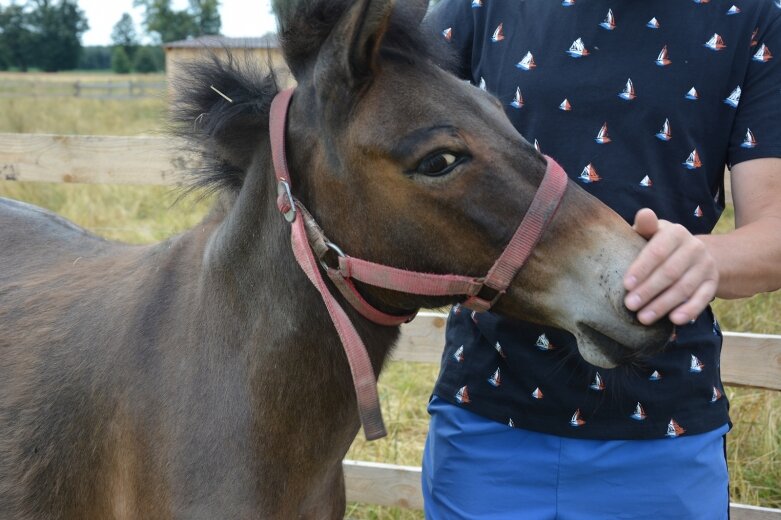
[698,216,781,299]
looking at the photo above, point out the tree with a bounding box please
[0,4,36,71]
[111,46,131,74]
[132,46,158,73]
[111,13,138,60]
[28,0,89,72]
[134,0,195,43]
[134,0,221,43]
[190,0,221,36]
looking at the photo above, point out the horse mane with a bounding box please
[171,0,453,194]
[170,55,281,194]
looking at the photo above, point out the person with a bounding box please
[422,1,781,518]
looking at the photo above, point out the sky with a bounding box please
[0,0,278,46]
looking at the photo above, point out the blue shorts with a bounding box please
[422,396,729,520]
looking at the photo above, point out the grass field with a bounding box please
[0,72,778,515]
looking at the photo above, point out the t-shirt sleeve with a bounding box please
[728,10,781,166]
[423,0,476,82]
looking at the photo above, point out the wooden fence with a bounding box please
[0,80,166,100]
[0,133,778,518]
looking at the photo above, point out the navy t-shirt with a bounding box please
[427,0,781,439]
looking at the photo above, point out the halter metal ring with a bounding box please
[277,181,296,222]
[320,242,346,271]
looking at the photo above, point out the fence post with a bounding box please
[73,81,81,98]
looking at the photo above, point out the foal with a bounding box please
[0,0,670,517]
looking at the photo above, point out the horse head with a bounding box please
[179,0,671,369]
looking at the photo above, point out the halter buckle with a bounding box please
[277,181,296,222]
[319,241,346,271]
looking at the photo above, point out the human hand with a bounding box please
[623,208,719,326]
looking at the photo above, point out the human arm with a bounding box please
[623,157,781,326]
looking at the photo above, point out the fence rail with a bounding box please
[0,80,166,100]
[0,133,775,518]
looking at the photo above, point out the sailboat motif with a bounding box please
[487,368,501,387]
[711,386,723,402]
[751,28,759,47]
[690,354,704,373]
[562,0,575,6]
[685,87,699,100]
[453,345,465,363]
[704,33,726,51]
[647,17,660,29]
[589,372,605,391]
[495,341,507,359]
[532,387,544,399]
[492,23,505,42]
[452,303,462,315]
[649,370,663,381]
[478,77,487,91]
[724,86,741,108]
[595,122,611,144]
[559,98,572,111]
[692,0,710,4]
[726,5,741,15]
[567,38,589,58]
[655,45,671,66]
[683,149,702,170]
[694,205,704,218]
[536,333,555,351]
[666,419,685,438]
[640,175,653,188]
[471,0,482,7]
[670,328,678,342]
[631,402,647,421]
[508,418,515,427]
[455,385,471,404]
[753,44,772,63]
[471,311,479,324]
[442,27,453,41]
[600,9,616,30]
[516,51,536,70]
[510,87,524,108]
[579,163,601,183]
[714,187,721,203]
[713,316,721,336]
[656,118,671,141]
[534,139,541,153]
[619,78,636,100]
[570,409,585,427]
[741,128,757,148]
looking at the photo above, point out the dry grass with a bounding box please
[0,74,778,516]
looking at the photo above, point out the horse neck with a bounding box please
[197,134,399,373]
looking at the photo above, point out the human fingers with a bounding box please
[624,220,683,293]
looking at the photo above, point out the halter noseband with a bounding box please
[269,87,568,440]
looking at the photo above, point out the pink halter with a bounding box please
[269,87,568,439]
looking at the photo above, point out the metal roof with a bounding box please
[164,34,279,49]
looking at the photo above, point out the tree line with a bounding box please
[0,0,221,73]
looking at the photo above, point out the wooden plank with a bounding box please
[721,332,781,391]
[395,313,781,391]
[0,134,196,186]
[343,460,423,510]
[731,504,781,520]
[343,460,780,517]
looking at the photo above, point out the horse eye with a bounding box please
[415,152,460,177]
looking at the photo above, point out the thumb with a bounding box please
[633,208,659,239]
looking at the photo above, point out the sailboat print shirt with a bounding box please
[428,0,781,439]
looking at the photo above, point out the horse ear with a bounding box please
[315,0,394,92]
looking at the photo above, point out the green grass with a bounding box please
[0,75,778,515]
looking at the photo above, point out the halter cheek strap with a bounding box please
[269,87,568,440]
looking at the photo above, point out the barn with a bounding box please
[163,34,288,84]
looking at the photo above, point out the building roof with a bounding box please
[164,34,279,50]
